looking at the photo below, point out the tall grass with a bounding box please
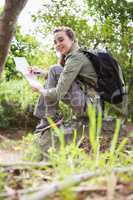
[87,104,102,167]
[0,79,38,128]
[46,103,131,178]
[109,119,121,166]
[0,79,38,110]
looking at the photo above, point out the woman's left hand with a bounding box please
[31,84,47,96]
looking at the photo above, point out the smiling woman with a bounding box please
[28,26,99,133]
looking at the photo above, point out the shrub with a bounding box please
[0,79,38,129]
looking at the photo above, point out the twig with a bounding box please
[107,172,117,200]
[73,185,122,192]
[0,186,43,198]
[21,166,133,200]
[113,166,133,173]
[0,166,132,200]
[0,184,123,198]
[21,170,104,200]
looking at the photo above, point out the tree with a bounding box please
[33,0,132,68]
[84,0,133,64]
[0,0,28,75]
[32,0,91,47]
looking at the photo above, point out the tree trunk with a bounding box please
[0,0,28,75]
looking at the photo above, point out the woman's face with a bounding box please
[54,31,74,55]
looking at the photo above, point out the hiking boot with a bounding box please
[35,114,63,133]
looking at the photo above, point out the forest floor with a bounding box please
[0,121,133,200]
[0,121,133,160]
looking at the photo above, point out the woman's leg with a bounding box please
[34,65,86,132]
[34,65,63,119]
[63,81,86,117]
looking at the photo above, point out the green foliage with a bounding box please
[87,104,102,167]
[32,0,92,47]
[59,101,72,121]
[86,0,132,21]
[85,0,132,67]
[22,133,42,162]
[0,169,7,193]
[48,117,94,178]
[109,119,121,166]
[0,79,38,129]
[47,104,132,182]
[5,27,37,80]
[33,0,132,59]
[4,27,57,80]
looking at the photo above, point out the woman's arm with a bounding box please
[43,53,84,101]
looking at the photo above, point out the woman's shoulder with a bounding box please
[66,49,87,61]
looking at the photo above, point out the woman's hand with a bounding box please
[31,84,47,96]
[28,66,48,79]
[28,66,44,75]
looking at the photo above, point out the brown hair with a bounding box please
[53,26,76,42]
[53,26,77,66]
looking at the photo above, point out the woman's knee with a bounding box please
[48,64,63,75]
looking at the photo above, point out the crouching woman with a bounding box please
[31,26,100,133]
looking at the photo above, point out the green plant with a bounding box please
[47,118,92,177]
[109,119,121,166]
[46,103,131,180]
[59,101,73,121]
[22,133,42,162]
[87,104,102,167]
[0,169,7,193]
[0,79,38,129]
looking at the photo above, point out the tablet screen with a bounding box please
[14,57,29,73]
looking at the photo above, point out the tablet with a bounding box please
[14,57,29,73]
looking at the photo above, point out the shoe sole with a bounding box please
[35,118,63,133]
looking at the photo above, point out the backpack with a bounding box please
[81,49,126,104]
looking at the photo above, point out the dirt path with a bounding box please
[0,129,27,163]
[0,149,23,162]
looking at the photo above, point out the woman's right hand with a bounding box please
[28,66,48,78]
[28,66,43,75]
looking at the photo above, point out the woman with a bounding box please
[31,26,99,133]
